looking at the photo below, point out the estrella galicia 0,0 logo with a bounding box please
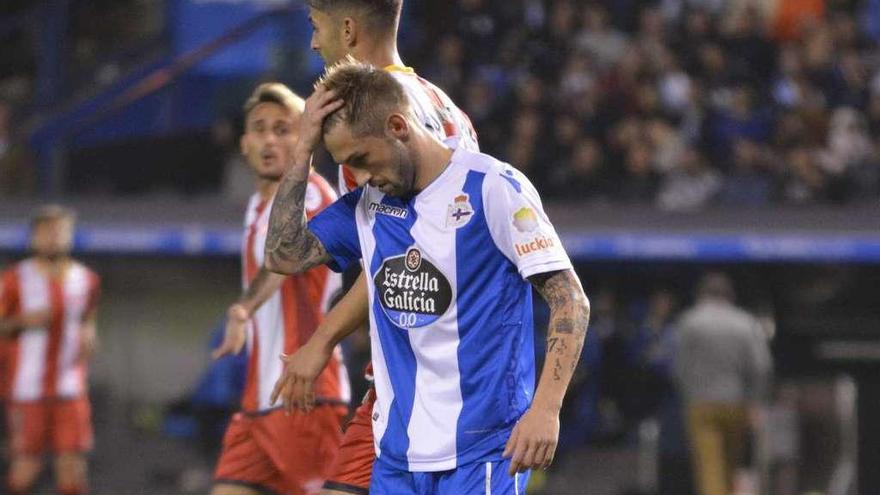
[373,247,452,329]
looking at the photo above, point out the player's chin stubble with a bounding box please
[390,139,418,198]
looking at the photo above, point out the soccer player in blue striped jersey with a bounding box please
[275,2,481,494]
[265,60,591,494]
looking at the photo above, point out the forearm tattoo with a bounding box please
[531,270,590,382]
[264,168,330,273]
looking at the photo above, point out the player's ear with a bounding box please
[342,17,357,47]
[239,134,248,156]
[386,114,409,140]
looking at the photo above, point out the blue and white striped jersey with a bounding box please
[310,146,573,472]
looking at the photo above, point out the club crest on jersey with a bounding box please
[374,247,453,329]
[445,193,474,228]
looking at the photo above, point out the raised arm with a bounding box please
[263,165,330,274]
[264,86,343,275]
[504,268,590,474]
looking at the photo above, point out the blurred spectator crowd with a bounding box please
[3,0,880,207]
[0,0,160,106]
[411,0,880,207]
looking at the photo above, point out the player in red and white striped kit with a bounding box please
[0,205,99,495]
[210,83,350,495]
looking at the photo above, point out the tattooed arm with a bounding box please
[264,85,344,275]
[263,166,331,275]
[504,268,590,474]
[530,269,590,409]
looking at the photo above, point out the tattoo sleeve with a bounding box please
[528,269,591,411]
[264,164,331,274]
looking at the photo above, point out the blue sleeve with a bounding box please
[308,188,363,272]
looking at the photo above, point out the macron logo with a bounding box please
[369,202,408,219]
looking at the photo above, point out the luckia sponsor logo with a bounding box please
[514,235,556,257]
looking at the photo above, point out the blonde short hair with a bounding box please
[243,82,305,119]
[318,57,409,137]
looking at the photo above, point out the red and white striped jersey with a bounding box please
[241,172,350,412]
[0,259,99,402]
[337,65,480,194]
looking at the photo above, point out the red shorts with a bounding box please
[7,397,93,456]
[214,405,344,495]
[323,388,376,494]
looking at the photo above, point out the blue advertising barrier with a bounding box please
[2,223,879,263]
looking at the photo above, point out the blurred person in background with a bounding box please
[709,85,773,159]
[547,135,611,200]
[619,142,660,203]
[576,3,629,70]
[770,0,826,42]
[674,272,772,495]
[781,145,828,204]
[504,110,544,182]
[657,148,721,211]
[717,139,778,207]
[209,83,349,495]
[451,0,501,68]
[0,205,99,495]
[823,107,873,172]
[422,34,467,102]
